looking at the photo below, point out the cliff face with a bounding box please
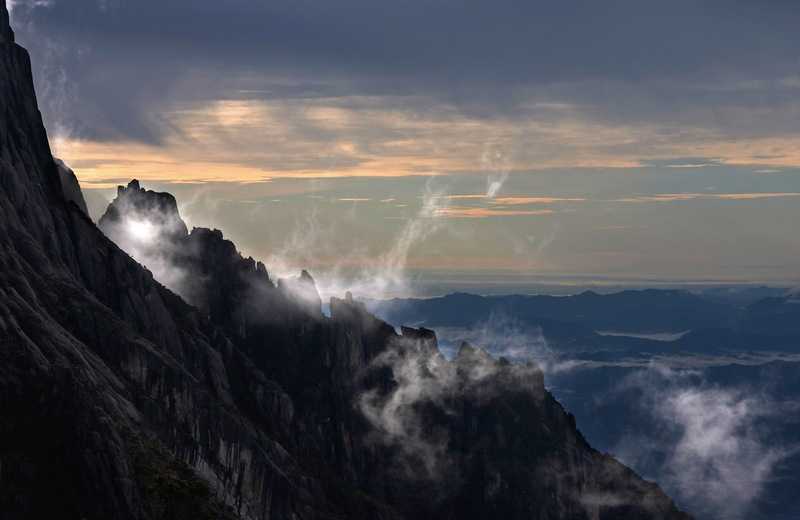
[0,4,691,519]
[56,158,89,215]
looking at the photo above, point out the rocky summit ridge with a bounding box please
[0,4,691,519]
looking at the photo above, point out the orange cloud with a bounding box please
[434,207,554,219]
[491,196,587,205]
[51,95,800,189]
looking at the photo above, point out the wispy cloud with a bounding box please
[617,192,800,203]
[491,196,587,205]
[438,195,585,205]
[482,144,512,198]
[433,207,554,219]
[640,158,725,169]
[265,179,449,300]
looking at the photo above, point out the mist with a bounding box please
[611,366,791,520]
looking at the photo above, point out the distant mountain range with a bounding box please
[367,288,800,354]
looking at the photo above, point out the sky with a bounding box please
[8,0,800,293]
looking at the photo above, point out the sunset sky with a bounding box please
[9,0,800,290]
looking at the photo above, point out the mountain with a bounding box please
[740,294,800,336]
[0,5,689,519]
[367,290,800,355]
[368,291,737,335]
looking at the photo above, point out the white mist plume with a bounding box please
[482,144,512,199]
[615,366,789,520]
[662,387,783,518]
[359,343,454,478]
[267,179,449,302]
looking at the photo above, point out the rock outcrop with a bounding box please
[0,4,692,519]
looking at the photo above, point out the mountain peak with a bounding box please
[1,2,13,44]
[101,180,189,241]
[278,270,323,317]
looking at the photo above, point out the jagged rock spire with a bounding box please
[1,1,14,43]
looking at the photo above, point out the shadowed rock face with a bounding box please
[55,158,89,215]
[1,2,12,43]
[0,4,691,519]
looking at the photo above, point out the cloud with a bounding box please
[433,207,554,219]
[432,314,552,361]
[660,387,784,518]
[435,195,585,205]
[13,0,800,185]
[265,178,449,300]
[430,314,591,376]
[614,367,791,520]
[491,196,587,205]
[640,158,726,169]
[482,144,512,198]
[617,192,800,203]
[440,194,487,200]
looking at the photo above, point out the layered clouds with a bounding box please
[11,0,800,180]
[8,0,800,282]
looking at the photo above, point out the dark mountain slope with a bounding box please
[1,11,378,519]
[95,179,692,519]
[0,5,690,519]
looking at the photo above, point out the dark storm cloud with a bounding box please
[9,0,800,144]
